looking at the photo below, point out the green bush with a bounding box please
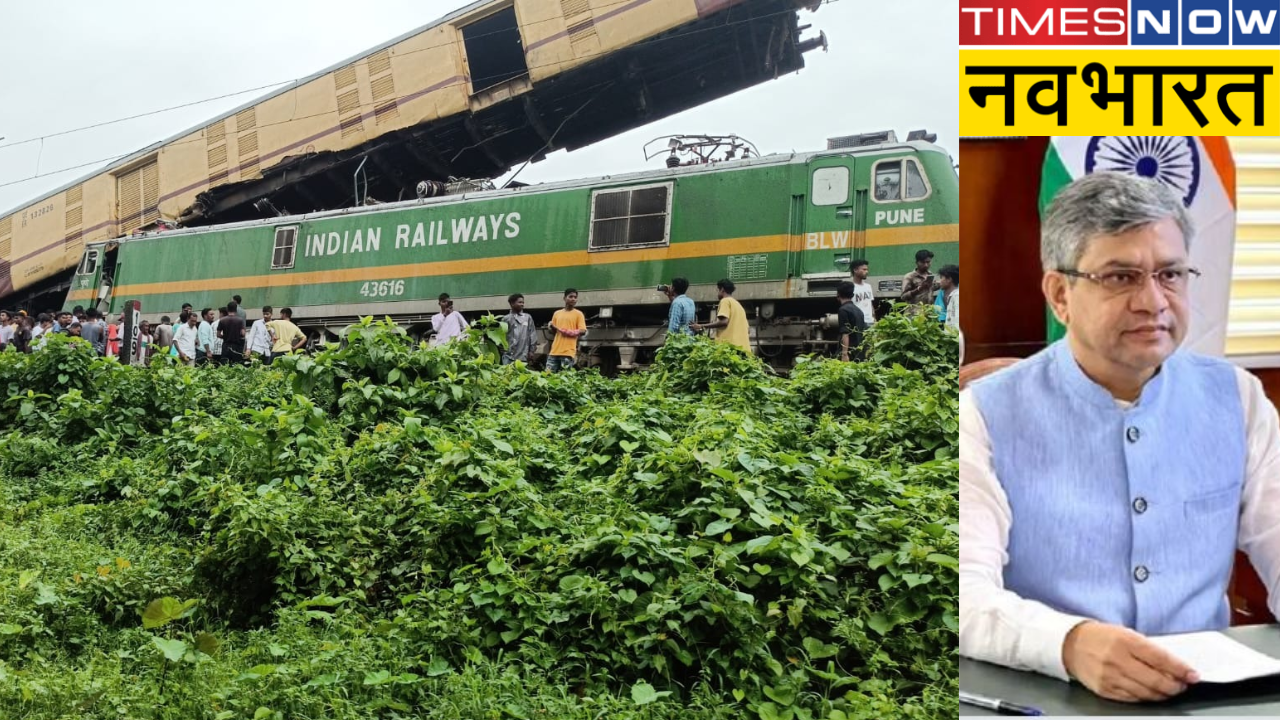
[0,315,957,719]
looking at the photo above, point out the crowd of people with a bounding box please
[0,294,308,368]
[899,249,961,330]
[147,297,309,367]
[492,247,958,368]
[837,249,960,359]
[0,307,115,356]
[0,251,958,368]
[448,289,587,372]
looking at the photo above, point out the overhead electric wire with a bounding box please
[0,81,298,152]
[0,153,142,190]
[0,0,841,194]
[0,0,691,152]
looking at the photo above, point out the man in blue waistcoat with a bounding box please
[960,172,1280,702]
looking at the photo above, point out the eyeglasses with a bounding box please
[1057,266,1201,294]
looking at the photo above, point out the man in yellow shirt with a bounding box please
[547,288,586,372]
[267,307,307,363]
[692,279,751,353]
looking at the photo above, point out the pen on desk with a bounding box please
[960,690,1043,716]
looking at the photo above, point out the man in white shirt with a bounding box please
[961,172,1280,703]
[32,313,52,350]
[850,259,876,325]
[173,313,200,366]
[210,307,227,359]
[0,310,14,349]
[246,306,275,363]
[430,293,468,346]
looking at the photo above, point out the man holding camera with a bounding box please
[431,293,469,346]
[662,278,695,339]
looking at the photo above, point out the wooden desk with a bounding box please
[961,625,1280,716]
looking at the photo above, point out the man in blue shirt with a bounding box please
[666,277,695,338]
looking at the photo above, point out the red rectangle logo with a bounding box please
[960,0,1129,45]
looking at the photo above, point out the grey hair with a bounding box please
[1041,171,1194,271]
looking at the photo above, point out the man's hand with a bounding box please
[1063,621,1200,703]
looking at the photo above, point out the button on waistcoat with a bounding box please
[970,341,1246,635]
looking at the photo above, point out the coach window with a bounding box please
[271,226,298,270]
[589,182,672,251]
[811,166,849,206]
[461,5,529,93]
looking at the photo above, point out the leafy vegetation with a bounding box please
[0,314,958,719]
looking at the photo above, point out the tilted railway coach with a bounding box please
[63,133,957,370]
[0,0,828,309]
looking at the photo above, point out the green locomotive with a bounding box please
[66,132,957,369]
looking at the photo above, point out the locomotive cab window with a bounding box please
[811,166,850,206]
[271,226,298,270]
[589,183,672,251]
[78,249,99,275]
[872,157,931,203]
[904,159,930,199]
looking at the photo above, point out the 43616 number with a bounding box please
[359,280,405,298]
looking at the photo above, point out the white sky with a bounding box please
[0,0,958,216]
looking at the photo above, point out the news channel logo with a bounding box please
[1132,0,1279,45]
[959,0,1279,46]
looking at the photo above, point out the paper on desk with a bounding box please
[1148,631,1280,684]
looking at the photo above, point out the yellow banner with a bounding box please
[960,49,1279,135]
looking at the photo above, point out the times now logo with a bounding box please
[960,0,1280,45]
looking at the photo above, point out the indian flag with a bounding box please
[1039,137,1237,356]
